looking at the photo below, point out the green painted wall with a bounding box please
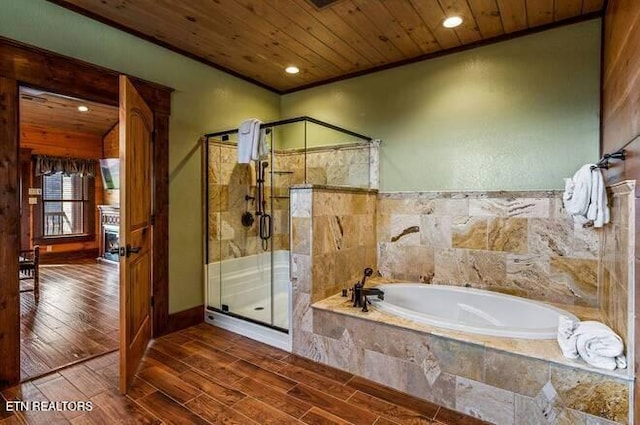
[0,0,280,313]
[1,1,602,313]
[275,121,370,150]
[281,20,601,191]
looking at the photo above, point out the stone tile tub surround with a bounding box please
[599,182,635,359]
[290,185,377,361]
[377,188,635,379]
[290,186,634,424]
[307,300,631,424]
[377,191,602,308]
[290,185,378,303]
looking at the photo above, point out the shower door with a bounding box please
[205,118,373,333]
[206,132,288,331]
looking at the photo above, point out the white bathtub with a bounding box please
[370,284,578,339]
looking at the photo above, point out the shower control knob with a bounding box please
[241,211,255,227]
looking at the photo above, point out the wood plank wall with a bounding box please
[21,124,103,158]
[103,123,119,157]
[0,76,20,387]
[601,0,640,418]
[20,124,104,254]
[602,0,640,190]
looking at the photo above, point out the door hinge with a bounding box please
[151,296,154,308]
[150,214,155,225]
[152,129,157,143]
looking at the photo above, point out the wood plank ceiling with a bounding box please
[20,88,119,136]
[50,0,605,93]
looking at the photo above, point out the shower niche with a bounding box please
[204,116,377,348]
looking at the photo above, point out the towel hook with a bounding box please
[591,148,626,170]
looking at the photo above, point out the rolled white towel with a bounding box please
[574,321,625,370]
[557,315,579,359]
[615,355,627,369]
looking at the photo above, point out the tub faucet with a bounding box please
[352,267,374,309]
[360,288,384,312]
[352,281,364,308]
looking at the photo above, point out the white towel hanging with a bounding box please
[257,128,269,158]
[586,167,609,227]
[563,164,609,228]
[237,119,259,164]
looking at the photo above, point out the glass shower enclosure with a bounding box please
[204,116,374,337]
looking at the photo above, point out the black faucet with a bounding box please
[353,268,379,311]
[360,288,385,312]
[352,267,373,307]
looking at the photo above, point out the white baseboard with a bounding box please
[204,309,292,352]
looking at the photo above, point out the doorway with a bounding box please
[0,37,172,391]
[18,87,121,381]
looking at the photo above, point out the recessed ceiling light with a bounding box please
[443,16,463,28]
[285,66,300,74]
[78,105,89,112]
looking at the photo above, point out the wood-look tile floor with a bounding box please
[20,261,119,381]
[2,323,489,425]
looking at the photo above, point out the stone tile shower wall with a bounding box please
[272,143,372,189]
[207,142,289,262]
[310,188,377,301]
[290,186,377,352]
[377,191,602,308]
[207,141,375,263]
[305,144,372,187]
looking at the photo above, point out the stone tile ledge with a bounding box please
[379,190,563,199]
[311,292,632,382]
[290,184,378,194]
[607,180,635,194]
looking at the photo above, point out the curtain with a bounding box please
[34,155,96,177]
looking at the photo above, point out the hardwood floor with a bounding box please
[20,261,119,381]
[3,323,488,425]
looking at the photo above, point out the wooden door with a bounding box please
[0,77,20,387]
[19,148,33,251]
[119,75,153,393]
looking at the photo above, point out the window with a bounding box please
[42,174,88,236]
[34,173,95,243]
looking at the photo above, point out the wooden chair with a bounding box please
[19,245,40,300]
